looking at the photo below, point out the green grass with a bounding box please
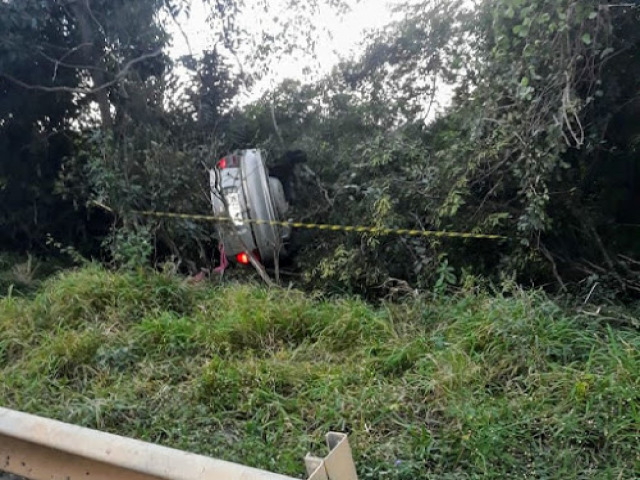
[0,265,639,478]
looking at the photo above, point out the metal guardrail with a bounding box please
[0,407,358,480]
[305,433,358,480]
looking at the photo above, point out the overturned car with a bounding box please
[210,149,303,266]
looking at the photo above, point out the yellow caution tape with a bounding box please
[132,210,507,240]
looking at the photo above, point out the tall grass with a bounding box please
[0,252,67,296]
[0,265,638,478]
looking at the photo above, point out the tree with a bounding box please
[0,1,86,250]
[231,0,640,296]
[0,0,174,255]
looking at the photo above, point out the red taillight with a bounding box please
[218,155,239,169]
[236,250,260,265]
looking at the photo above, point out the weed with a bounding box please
[10,254,39,286]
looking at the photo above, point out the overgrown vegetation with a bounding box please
[1,266,638,478]
[242,0,640,296]
[2,0,639,295]
[2,2,639,477]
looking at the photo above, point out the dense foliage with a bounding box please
[1,265,638,478]
[3,3,639,477]
[1,0,639,296]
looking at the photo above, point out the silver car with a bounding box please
[210,149,290,265]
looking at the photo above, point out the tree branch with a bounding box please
[0,49,163,94]
[270,98,285,149]
[36,48,107,82]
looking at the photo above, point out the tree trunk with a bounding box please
[68,1,113,132]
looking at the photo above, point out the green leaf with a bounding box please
[588,11,598,20]
[520,76,529,87]
[513,24,529,38]
[581,33,592,45]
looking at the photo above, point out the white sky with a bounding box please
[169,0,405,95]
[167,0,458,118]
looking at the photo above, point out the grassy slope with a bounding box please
[0,266,638,479]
